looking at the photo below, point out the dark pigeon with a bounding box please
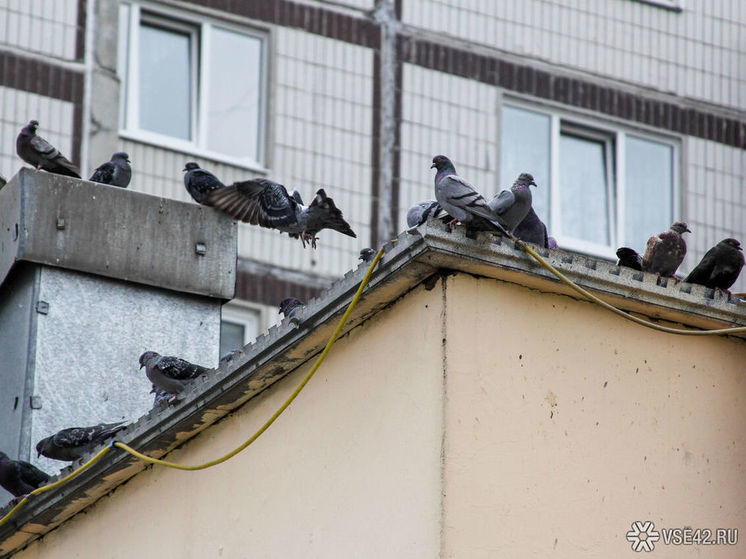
[183,162,225,205]
[488,173,537,234]
[513,208,548,247]
[642,221,691,278]
[279,297,305,319]
[406,200,449,228]
[430,155,509,236]
[0,451,50,497]
[139,351,210,398]
[16,120,81,178]
[616,247,643,271]
[207,179,356,248]
[89,152,131,188]
[359,248,376,262]
[36,422,127,462]
[219,349,243,364]
[684,238,744,294]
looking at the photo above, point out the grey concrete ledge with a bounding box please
[1,219,744,556]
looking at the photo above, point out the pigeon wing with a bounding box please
[303,189,356,237]
[489,189,516,216]
[156,356,209,381]
[29,134,80,177]
[17,460,50,488]
[207,178,298,227]
[89,161,115,184]
[186,168,224,204]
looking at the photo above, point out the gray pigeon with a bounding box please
[279,297,305,319]
[359,248,376,262]
[207,180,356,248]
[36,422,127,462]
[183,162,225,205]
[16,120,81,178]
[684,238,744,294]
[430,155,509,236]
[616,247,643,271]
[406,200,449,228]
[139,351,210,398]
[0,451,50,497]
[488,173,537,234]
[642,222,691,278]
[89,152,131,188]
[513,208,548,247]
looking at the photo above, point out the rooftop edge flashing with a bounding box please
[1,221,744,556]
[0,168,237,300]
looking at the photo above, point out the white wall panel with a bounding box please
[0,0,78,60]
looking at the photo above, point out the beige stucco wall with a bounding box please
[11,272,746,558]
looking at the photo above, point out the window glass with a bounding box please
[559,133,610,245]
[138,22,192,140]
[500,106,550,220]
[207,28,262,160]
[625,136,673,253]
[219,320,245,356]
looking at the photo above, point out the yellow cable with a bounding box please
[515,239,746,336]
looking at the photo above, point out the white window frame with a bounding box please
[119,2,269,170]
[220,301,267,350]
[502,99,680,260]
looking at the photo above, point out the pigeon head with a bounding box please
[430,155,455,173]
[720,238,742,250]
[513,173,537,188]
[112,152,130,163]
[279,297,304,317]
[24,120,39,133]
[359,248,376,262]
[183,162,200,172]
[616,247,639,259]
[138,351,160,369]
[670,221,691,235]
[35,437,51,458]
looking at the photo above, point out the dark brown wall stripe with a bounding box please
[75,0,87,62]
[0,52,83,103]
[397,36,746,150]
[235,267,324,308]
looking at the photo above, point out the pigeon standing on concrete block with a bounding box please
[16,120,81,178]
[430,155,509,236]
[406,200,449,228]
[183,162,225,205]
[89,152,131,188]
[684,238,744,293]
[207,179,356,248]
[642,221,691,278]
[488,173,537,234]
[0,451,50,497]
[616,247,643,271]
[139,351,210,398]
[36,422,127,462]
[512,208,548,247]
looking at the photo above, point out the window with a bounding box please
[219,304,262,357]
[118,3,266,166]
[500,104,677,258]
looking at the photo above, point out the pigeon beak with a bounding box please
[430,163,436,169]
[686,227,691,233]
[139,363,145,370]
[182,167,188,172]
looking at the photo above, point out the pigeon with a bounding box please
[36,422,127,462]
[0,173,6,189]
[642,221,691,278]
[488,173,537,234]
[616,247,643,271]
[684,238,744,294]
[16,120,81,178]
[89,152,132,188]
[430,155,509,236]
[139,351,210,398]
[207,179,356,248]
[183,162,225,205]
[359,248,376,262]
[0,451,50,497]
[279,297,305,319]
[406,200,449,228]
[512,208,548,247]
[219,349,243,364]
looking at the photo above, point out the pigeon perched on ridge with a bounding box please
[279,297,305,319]
[642,221,690,278]
[359,248,376,262]
[430,155,509,236]
[207,179,356,248]
[513,208,548,247]
[406,200,449,228]
[684,238,744,295]
[139,351,210,398]
[16,120,81,178]
[183,162,225,205]
[489,173,537,234]
[89,152,131,188]
[616,247,643,271]
[0,451,49,497]
[36,422,127,462]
